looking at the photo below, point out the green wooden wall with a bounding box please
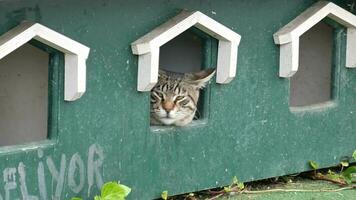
[0,0,355,199]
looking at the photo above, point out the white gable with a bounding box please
[131,11,241,91]
[0,22,90,101]
[274,1,356,77]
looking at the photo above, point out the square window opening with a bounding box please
[0,41,61,147]
[289,21,340,110]
[150,28,217,128]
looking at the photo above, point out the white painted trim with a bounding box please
[279,39,299,77]
[273,1,356,77]
[137,49,160,91]
[346,27,356,67]
[131,11,241,91]
[0,21,90,101]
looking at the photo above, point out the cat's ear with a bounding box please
[186,68,215,89]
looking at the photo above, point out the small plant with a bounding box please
[309,150,356,185]
[223,176,244,193]
[161,190,168,200]
[72,181,131,200]
[309,160,319,171]
[341,165,356,184]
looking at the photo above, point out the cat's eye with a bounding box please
[175,96,184,101]
[180,99,190,106]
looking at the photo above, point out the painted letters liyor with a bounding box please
[0,144,104,200]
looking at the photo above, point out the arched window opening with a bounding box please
[290,21,334,107]
[0,43,50,146]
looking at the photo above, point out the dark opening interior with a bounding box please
[0,43,49,146]
[160,30,203,73]
[290,21,334,107]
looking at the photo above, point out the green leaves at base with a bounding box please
[237,182,245,190]
[71,181,131,200]
[325,170,343,182]
[232,176,238,185]
[223,186,231,193]
[95,182,131,200]
[340,161,349,167]
[224,176,244,193]
[161,190,168,200]
[341,166,356,184]
[309,160,319,170]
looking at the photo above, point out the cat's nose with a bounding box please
[162,101,175,112]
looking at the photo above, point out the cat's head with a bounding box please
[150,68,215,126]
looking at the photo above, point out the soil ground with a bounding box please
[168,177,356,200]
[220,179,356,200]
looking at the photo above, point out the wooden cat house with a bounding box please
[0,1,355,199]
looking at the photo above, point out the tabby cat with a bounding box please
[150,68,215,126]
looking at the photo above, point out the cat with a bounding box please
[150,68,215,126]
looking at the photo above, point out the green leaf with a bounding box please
[341,166,356,176]
[237,182,245,190]
[341,161,349,167]
[232,176,238,185]
[341,166,356,184]
[102,193,125,200]
[223,186,231,192]
[71,198,82,200]
[94,196,102,200]
[344,176,353,185]
[309,160,319,170]
[161,190,168,200]
[118,183,131,197]
[353,150,356,161]
[327,170,335,175]
[101,182,120,197]
[100,182,131,199]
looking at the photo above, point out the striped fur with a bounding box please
[150,68,215,126]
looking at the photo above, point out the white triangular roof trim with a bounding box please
[273,1,356,77]
[131,11,241,91]
[0,22,90,101]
